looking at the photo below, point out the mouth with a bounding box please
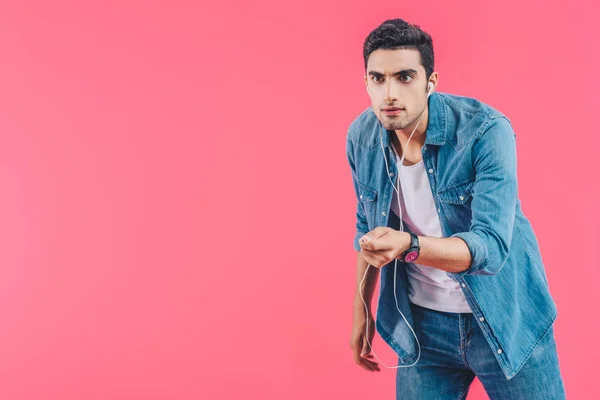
[382,107,404,116]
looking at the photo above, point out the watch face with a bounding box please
[405,250,419,263]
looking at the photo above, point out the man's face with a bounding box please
[364,49,433,131]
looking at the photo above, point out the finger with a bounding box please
[355,355,374,371]
[357,359,372,371]
[360,358,380,372]
[359,336,380,371]
[360,354,377,366]
[358,357,377,371]
[364,355,380,367]
[359,237,375,251]
[362,252,383,269]
[353,340,375,371]
[360,236,387,252]
[360,340,379,369]
[360,250,374,267]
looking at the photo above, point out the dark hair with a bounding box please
[363,18,434,81]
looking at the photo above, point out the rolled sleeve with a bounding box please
[346,133,369,252]
[445,116,518,278]
[447,231,489,279]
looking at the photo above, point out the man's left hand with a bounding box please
[359,227,411,268]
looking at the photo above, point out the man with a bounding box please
[346,18,566,399]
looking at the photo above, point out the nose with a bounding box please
[384,80,401,103]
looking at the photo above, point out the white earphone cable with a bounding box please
[358,89,432,369]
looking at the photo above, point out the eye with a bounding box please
[372,76,384,84]
[400,74,413,82]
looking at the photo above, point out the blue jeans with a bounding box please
[395,302,566,399]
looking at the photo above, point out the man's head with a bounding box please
[363,19,438,131]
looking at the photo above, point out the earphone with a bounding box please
[358,81,433,369]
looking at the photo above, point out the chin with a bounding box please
[376,115,398,129]
[383,119,407,130]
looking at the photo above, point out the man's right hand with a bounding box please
[350,304,380,372]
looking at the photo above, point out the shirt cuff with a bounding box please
[446,231,489,279]
[353,230,368,252]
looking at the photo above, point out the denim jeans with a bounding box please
[395,302,566,400]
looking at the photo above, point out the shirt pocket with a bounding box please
[437,177,475,230]
[357,181,378,230]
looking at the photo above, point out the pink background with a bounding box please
[0,1,597,399]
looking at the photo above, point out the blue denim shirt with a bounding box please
[346,91,558,380]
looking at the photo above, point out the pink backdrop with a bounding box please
[0,1,598,399]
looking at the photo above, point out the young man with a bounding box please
[346,19,566,399]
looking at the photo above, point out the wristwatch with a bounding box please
[399,233,420,263]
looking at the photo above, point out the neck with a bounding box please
[393,106,429,149]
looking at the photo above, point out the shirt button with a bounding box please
[422,146,427,151]
[461,283,466,288]
[382,212,386,216]
[497,349,503,354]
[459,196,464,201]
[360,195,363,199]
[479,317,485,322]
[428,168,434,174]
[389,172,394,177]
[437,208,441,213]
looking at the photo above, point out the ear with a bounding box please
[428,71,440,89]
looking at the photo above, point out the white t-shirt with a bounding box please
[390,145,472,313]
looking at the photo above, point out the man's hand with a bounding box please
[359,227,411,268]
[350,304,380,372]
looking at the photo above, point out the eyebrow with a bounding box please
[368,69,418,77]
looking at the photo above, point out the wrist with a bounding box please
[397,232,421,263]
[394,231,413,259]
[354,297,371,311]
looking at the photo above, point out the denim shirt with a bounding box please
[345,91,558,380]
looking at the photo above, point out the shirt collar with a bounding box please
[382,91,447,147]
